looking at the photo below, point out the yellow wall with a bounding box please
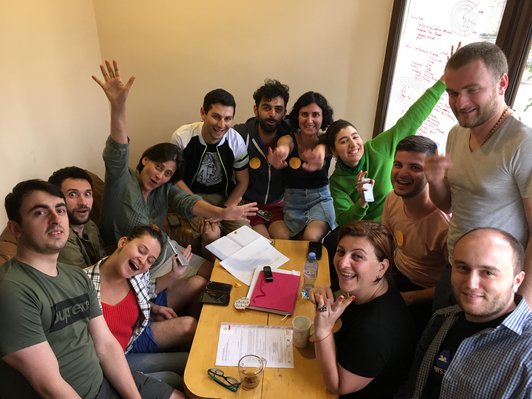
[0,0,393,227]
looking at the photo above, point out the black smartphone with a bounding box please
[308,241,323,259]
[257,209,272,221]
[263,266,273,282]
[200,291,230,306]
[200,281,232,306]
[205,281,232,293]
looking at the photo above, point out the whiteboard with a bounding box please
[384,0,507,152]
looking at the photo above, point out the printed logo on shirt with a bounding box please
[50,293,91,332]
[433,349,453,375]
[196,152,222,186]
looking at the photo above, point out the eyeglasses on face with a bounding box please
[207,368,241,392]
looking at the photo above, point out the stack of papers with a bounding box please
[205,226,289,285]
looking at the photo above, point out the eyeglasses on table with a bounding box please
[207,368,241,392]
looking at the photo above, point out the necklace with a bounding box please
[480,106,510,146]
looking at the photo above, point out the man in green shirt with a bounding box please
[49,166,104,267]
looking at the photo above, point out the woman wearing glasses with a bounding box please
[312,221,414,398]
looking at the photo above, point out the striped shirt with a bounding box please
[400,295,532,399]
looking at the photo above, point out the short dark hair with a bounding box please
[395,135,438,156]
[288,91,334,131]
[136,143,182,184]
[325,119,358,149]
[202,88,236,114]
[126,224,164,251]
[48,166,93,189]
[5,179,64,224]
[446,42,508,81]
[253,79,290,108]
[456,227,525,274]
[337,221,395,280]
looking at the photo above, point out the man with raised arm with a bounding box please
[424,42,532,305]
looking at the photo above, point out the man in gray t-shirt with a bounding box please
[425,42,532,306]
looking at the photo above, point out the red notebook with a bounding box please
[246,268,301,316]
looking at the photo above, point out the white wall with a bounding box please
[0,1,107,227]
[93,0,394,167]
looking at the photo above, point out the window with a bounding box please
[374,0,531,148]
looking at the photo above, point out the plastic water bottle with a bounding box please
[302,252,318,299]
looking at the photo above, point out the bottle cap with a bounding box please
[308,252,316,260]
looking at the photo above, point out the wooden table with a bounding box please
[184,239,336,399]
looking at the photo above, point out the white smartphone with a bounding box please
[362,181,375,203]
[168,240,189,266]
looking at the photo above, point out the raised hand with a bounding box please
[92,60,135,107]
[313,287,354,340]
[424,154,452,184]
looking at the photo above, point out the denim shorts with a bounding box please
[283,186,337,237]
[130,290,168,353]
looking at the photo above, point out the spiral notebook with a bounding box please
[246,267,301,316]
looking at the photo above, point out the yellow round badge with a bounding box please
[249,157,261,169]
[394,229,404,247]
[289,157,302,169]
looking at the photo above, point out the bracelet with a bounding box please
[314,331,332,343]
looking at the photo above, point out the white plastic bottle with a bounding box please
[302,252,318,299]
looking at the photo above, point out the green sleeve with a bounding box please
[371,80,446,152]
[330,172,368,225]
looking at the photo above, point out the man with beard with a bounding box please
[424,42,532,305]
[48,166,104,267]
[170,89,249,253]
[382,136,450,337]
[234,79,291,239]
[396,228,531,399]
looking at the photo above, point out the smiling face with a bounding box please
[391,150,427,198]
[139,158,177,194]
[115,234,162,278]
[254,96,286,134]
[451,230,524,323]
[11,190,69,254]
[331,126,364,167]
[445,59,506,129]
[298,103,323,136]
[200,103,235,144]
[334,235,388,298]
[60,178,93,226]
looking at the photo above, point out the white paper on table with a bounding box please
[206,226,271,260]
[220,238,289,285]
[216,323,294,368]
